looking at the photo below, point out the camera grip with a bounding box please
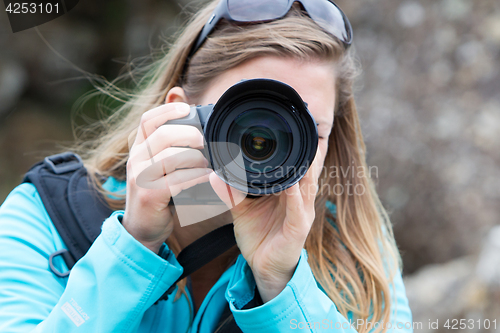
[163,105,213,129]
[165,106,200,126]
[162,105,217,207]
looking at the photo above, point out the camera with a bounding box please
[166,78,318,196]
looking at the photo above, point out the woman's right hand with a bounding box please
[122,102,211,253]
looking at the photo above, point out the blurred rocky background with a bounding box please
[0,0,499,330]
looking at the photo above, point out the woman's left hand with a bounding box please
[210,156,321,302]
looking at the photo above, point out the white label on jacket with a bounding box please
[61,302,85,327]
[70,298,90,320]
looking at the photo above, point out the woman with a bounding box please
[0,0,413,332]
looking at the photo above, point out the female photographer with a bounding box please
[0,0,412,332]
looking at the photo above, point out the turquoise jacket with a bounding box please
[0,177,413,332]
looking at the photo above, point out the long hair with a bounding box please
[70,1,402,332]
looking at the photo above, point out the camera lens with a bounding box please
[242,127,276,161]
[204,78,318,195]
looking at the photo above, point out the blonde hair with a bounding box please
[70,1,402,332]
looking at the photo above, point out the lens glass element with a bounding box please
[242,127,276,161]
[228,108,292,172]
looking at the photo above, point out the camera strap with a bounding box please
[157,222,237,301]
[160,222,263,333]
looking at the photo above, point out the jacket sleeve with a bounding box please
[0,183,184,333]
[226,249,413,333]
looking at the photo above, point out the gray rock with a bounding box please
[405,226,500,332]
[476,226,500,287]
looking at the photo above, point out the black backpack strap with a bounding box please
[23,152,113,276]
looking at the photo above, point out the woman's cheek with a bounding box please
[317,139,329,166]
[310,139,329,180]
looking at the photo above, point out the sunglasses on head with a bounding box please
[188,0,353,59]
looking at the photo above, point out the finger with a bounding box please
[134,102,191,145]
[168,168,212,197]
[299,156,321,205]
[283,183,312,234]
[138,167,212,191]
[132,148,208,181]
[208,171,247,209]
[131,125,205,161]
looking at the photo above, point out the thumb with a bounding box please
[208,171,247,209]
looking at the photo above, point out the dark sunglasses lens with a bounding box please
[228,0,290,21]
[303,0,352,44]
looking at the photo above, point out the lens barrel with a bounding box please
[204,78,318,195]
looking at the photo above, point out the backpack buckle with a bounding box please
[44,152,83,174]
[49,249,72,277]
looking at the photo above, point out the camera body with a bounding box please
[166,78,318,197]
